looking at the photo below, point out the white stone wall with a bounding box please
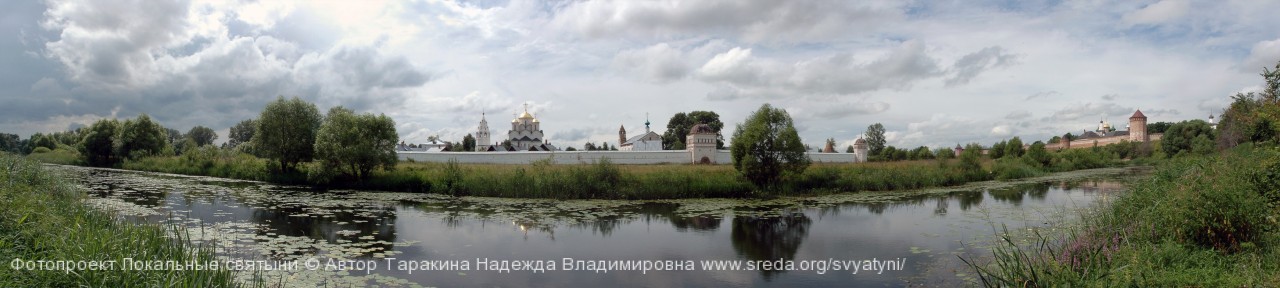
[398,150,861,165]
[806,152,858,163]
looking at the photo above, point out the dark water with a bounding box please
[62,166,1138,287]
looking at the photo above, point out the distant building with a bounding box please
[476,113,492,151]
[619,115,662,151]
[1047,109,1159,150]
[853,137,868,162]
[1128,110,1148,142]
[508,104,546,151]
[687,123,718,164]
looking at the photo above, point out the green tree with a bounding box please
[864,123,886,156]
[29,133,57,151]
[935,147,955,159]
[883,146,900,161]
[1146,121,1174,134]
[911,146,934,160]
[1217,62,1280,149]
[662,111,725,149]
[227,119,256,148]
[990,140,1006,159]
[117,114,169,159]
[462,134,476,151]
[252,96,322,172]
[79,119,121,167]
[227,119,256,155]
[1025,141,1051,168]
[730,104,810,189]
[0,133,19,153]
[1006,136,1024,158]
[186,126,217,147]
[1048,135,1061,144]
[584,142,597,151]
[1162,120,1215,156]
[165,128,183,145]
[958,143,986,181]
[313,106,399,180]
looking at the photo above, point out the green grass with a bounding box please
[963,144,1280,286]
[24,147,82,165]
[75,146,1137,199]
[0,153,240,287]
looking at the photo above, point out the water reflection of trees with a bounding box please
[987,183,1052,205]
[730,212,812,280]
[956,191,984,211]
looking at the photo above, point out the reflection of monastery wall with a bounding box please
[1044,133,1162,150]
[397,150,859,165]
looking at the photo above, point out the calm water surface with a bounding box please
[59,166,1142,287]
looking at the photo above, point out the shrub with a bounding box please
[992,158,1042,180]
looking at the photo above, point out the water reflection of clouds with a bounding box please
[65,165,1137,287]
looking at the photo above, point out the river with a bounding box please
[56,165,1145,287]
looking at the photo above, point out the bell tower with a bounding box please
[618,125,627,147]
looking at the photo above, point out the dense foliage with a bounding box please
[864,123,886,157]
[730,104,810,189]
[185,125,218,147]
[1217,63,1280,149]
[226,119,256,150]
[117,114,169,159]
[966,145,1280,286]
[662,111,725,149]
[252,96,322,172]
[1161,119,1215,156]
[78,119,121,167]
[312,107,399,181]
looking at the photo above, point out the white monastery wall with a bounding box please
[398,150,860,165]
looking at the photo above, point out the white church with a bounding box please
[619,115,663,151]
[476,104,555,151]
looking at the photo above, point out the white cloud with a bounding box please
[611,43,690,83]
[549,0,903,43]
[945,46,1018,86]
[1122,0,1189,27]
[6,0,1279,148]
[1242,38,1280,72]
[696,40,944,100]
[990,125,1013,137]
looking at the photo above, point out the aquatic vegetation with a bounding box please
[50,161,1141,287]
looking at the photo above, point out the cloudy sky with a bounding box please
[2,0,1279,149]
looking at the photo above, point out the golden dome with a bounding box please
[519,111,534,119]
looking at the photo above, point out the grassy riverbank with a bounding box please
[107,145,1141,199]
[0,153,239,287]
[965,144,1280,286]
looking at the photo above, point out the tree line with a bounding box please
[2,96,399,182]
